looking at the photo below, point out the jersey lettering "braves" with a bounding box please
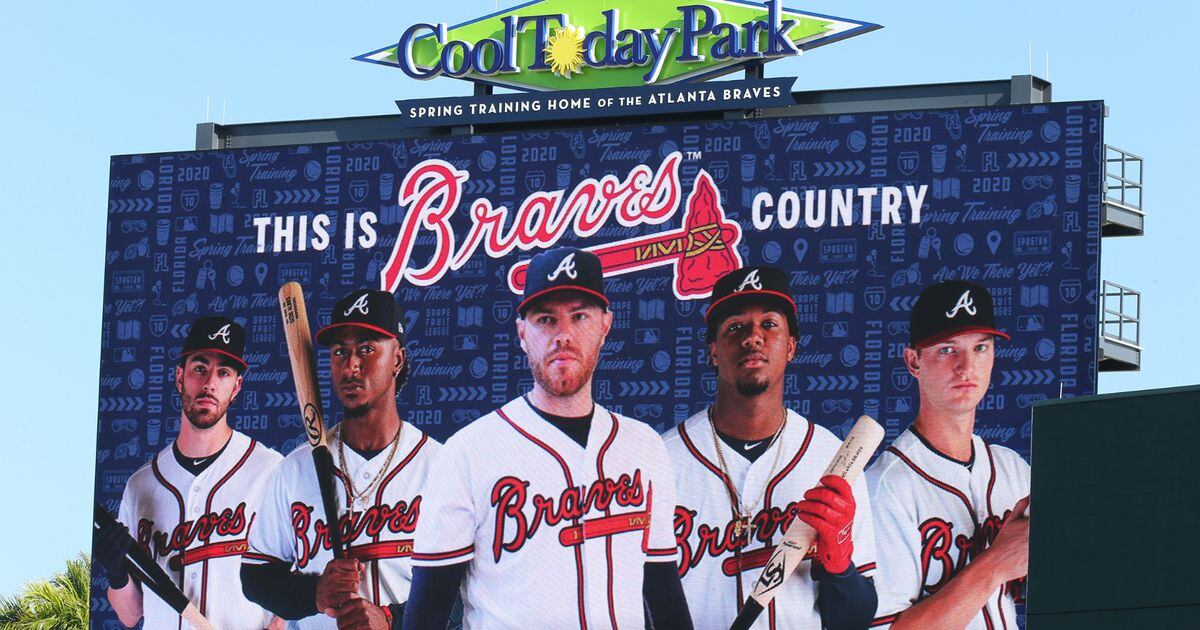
[412,397,678,629]
[244,423,438,629]
[664,409,877,630]
[118,430,282,630]
[867,429,1030,629]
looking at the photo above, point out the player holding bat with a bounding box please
[663,266,879,629]
[866,280,1030,629]
[94,316,284,629]
[242,288,439,629]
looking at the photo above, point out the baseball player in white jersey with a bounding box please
[241,289,439,630]
[867,280,1030,629]
[405,247,690,629]
[95,316,284,629]
[664,266,879,630]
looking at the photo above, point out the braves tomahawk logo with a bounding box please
[945,291,977,318]
[736,269,763,292]
[344,294,371,316]
[547,253,578,281]
[208,324,232,344]
[377,152,743,300]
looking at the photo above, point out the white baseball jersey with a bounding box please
[117,430,282,630]
[663,408,878,630]
[244,422,438,629]
[867,428,1030,629]
[412,397,679,629]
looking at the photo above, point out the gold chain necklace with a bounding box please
[336,422,403,509]
[707,406,787,541]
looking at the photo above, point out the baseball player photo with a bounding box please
[867,280,1031,629]
[405,247,691,629]
[664,266,879,629]
[242,289,440,629]
[94,316,285,629]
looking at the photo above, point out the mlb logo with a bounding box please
[181,189,199,212]
[349,179,369,203]
[864,287,886,311]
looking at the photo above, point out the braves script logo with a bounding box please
[207,324,232,344]
[344,293,371,316]
[918,509,1010,596]
[736,269,763,292]
[945,291,977,318]
[290,498,422,569]
[137,502,248,560]
[377,153,741,300]
[674,502,813,578]
[547,253,578,281]
[489,471,646,562]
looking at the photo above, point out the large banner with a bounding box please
[92,100,1103,628]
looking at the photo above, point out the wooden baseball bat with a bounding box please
[730,415,885,630]
[278,281,346,559]
[93,503,214,630]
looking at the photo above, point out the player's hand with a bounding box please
[93,519,133,588]
[796,475,856,574]
[317,559,363,616]
[332,599,390,629]
[986,496,1030,584]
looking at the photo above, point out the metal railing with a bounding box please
[1101,281,1141,348]
[1104,145,1143,213]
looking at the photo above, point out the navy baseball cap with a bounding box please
[518,247,608,315]
[909,280,1011,348]
[316,289,405,346]
[704,266,799,342]
[179,316,247,371]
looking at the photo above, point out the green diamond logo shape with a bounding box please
[355,0,878,91]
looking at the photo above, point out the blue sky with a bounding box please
[1,0,1197,595]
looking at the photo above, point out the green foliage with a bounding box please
[0,554,90,629]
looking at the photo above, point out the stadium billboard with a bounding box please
[93,100,1103,628]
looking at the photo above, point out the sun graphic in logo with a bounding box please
[544,24,586,78]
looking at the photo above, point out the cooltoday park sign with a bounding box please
[356,0,877,124]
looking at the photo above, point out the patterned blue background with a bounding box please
[92,100,1103,627]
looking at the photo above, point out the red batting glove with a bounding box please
[796,475,856,574]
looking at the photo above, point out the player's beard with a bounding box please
[182,392,230,430]
[531,350,596,398]
[735,374,771,397]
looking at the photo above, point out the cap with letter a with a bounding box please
[909,280,1011,348]
[518,247,608,316]
[316,288,406,346]
[704,266,799,342]
[179,315,247,371]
